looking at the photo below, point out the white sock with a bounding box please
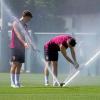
[45,76,49,84]
[15,74,20,86]
[10,74,15,85]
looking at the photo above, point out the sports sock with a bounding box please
[10,74,15,85]
[15,74,20,86]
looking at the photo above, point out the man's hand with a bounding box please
[24,42,29,48]
[73,62,79,69]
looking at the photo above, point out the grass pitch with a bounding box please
[0,73,100,100]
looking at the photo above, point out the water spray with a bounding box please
[61,50,100,87]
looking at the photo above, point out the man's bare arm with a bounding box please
[13,22,26,47]
[70,47,79,68]
[60,44,74,65]
[70,47,77,62]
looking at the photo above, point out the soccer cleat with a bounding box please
[11,83,24,88]
[14,85,20,88]
[53,82,59,86]
[11,84,16,88]
[45,83,49,86]
[11,84,20,88]
[15,83,24,88]
[20,84,24,87]
[45,81,49,86]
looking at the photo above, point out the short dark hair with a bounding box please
[22,10,33,18]
[69,38,77,47]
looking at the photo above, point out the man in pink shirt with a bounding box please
[9,10,32,88]
[44,35,79,86]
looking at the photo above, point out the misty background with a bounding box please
[0,0,100,77]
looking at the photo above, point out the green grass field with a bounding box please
[0,73,100,100]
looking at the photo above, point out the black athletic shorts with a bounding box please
[10,48,25,63]
[44,48,58,61]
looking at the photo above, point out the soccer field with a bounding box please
[0,73,100,100]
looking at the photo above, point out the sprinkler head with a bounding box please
[60,83,65,87]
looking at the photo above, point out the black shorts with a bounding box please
[44,48,58,61]
[10,48,25,63]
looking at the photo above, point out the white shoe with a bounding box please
[53,82,59,86]
[11,84,23,88]
[45,81,49,86]
[20,84,24,87]
[15,84,24,88]
[45,83,49,86]
[11,84,16,88]
[11,84,20,88]
[15,85,20,88]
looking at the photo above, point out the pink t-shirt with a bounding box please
[44,35,72,51]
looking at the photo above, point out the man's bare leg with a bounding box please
[10,62,17,87]
[51,61,58,86]
[15,62,22,87]
[44,61,51,86]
